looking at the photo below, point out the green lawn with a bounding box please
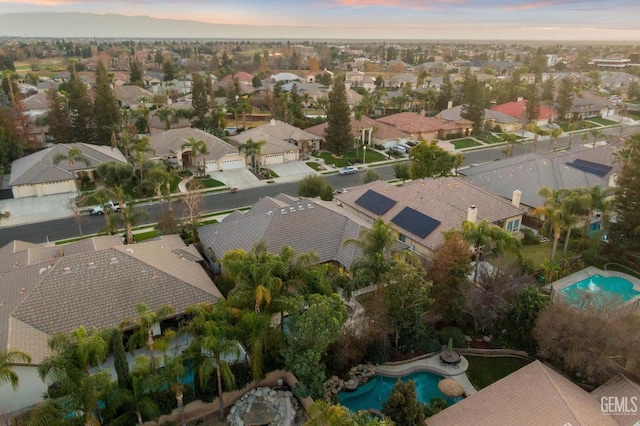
[318,149,386,166]
[451,138,482,149]
[133,230,159,242]
[627,112,640,120]
[189,177,225,189]
[475,133,502,144]
[306,162,323,171]
[560,121,597,132]
[586,117,618,126]
[465,355,532,390]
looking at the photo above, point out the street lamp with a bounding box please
[363,145,367,166]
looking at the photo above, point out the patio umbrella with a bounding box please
[438,378,464,397]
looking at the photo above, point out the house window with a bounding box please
[399,233,407,243]
[506,218,520,232]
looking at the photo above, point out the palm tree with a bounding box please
[181,137,209,176]
[590,128,603,148]
[115,204,149,245]
[121,303,174,375]
[580,185,614,238]
[156,107,177,130]
[500,132,520,158]
[103,374,160,426]
[0,350,31,390]
[238,138,265,174]
[533,187,567,261]
[197,319,241,421]
[526,123,547,153]
[38,327,111,426]
[131,137,155,179]
[549,128,563,151]
[52,146,92,189]
[343,218,397,293]
[566,121,578,150]
[138,164,174,206]
[559,189,586,257]
[461,219,522,285]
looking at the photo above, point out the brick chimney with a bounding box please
[512,189,522,208]
[467,205,478,224]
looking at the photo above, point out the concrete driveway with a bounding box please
[0,193,77,227]
[208,168,259,190]
[265,161,317,179]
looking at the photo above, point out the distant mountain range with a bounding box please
[0,12,325,39]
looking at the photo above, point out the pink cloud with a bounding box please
[331,0,464,7]
[502,1,557,11]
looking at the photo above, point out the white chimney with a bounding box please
[512,189,522,208]
[270,119,276,126]
[608,173,617,188]
[467,205,478,224]
[447,100,453,110]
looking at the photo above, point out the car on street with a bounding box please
[548,123,560,129]
[90,201,125,215]
[339,166,358,175]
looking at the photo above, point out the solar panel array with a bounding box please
[355,190,397,216]
[391,207,441,238]
[566,159,612,178]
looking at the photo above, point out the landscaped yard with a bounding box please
[475,133,503,144]
[465,355,531,390]
[306,161,323,171]
[587,117,618,126]
[559,121,597,132]
[189,177,225,189]
[450,138,482,149]
[317,149,387,166]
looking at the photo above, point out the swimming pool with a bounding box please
[338,371,460,413]
[561,274,640,305]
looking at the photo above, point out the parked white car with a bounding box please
[90,201,125,215]
[339,166,358,175]
[390,145,407,154]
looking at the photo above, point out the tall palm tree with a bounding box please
[197,320,241,421]
[121,303,174,375]
[131,137,155,179]
[590,128,603,148]
[103,374,160,426]
[526,123,547,153]
[115,204,149,245]
[38,327,111,426]
[533,187,567,261]
[53,145,92,189]
[461,219,522,284]
[566,121,578,150]
[156,107,176,130]
[559,189,586,257]
[181,137,209,176]
[549,128,563,151]
[500,132,520,158]
[238,138,265,174]
[580,185,614,238]
[0,350,31,390]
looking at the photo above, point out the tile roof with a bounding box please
[229,120,317,155]
[114,84,154,105]
[591,375,640,426]
[428,360,619,426]
[459,151,611,208]
[335,178,523,252]
[21,91,50,111]
[1,235,221,363]
[149,128,239,160]
[490,100,556,121]
[377,112,459,134]
[9,143,128,186]
[305,115,408,141]
[198,196,369,267]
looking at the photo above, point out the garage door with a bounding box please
[220,159,244,170]
[205,160,218,172]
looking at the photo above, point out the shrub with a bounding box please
[319,184,334,201]
[298,175,332,199]
[365,338,392,364]
[374,144,385,150]
[521,228,541,245]
[362,169,380,183]
[438,326,466,348]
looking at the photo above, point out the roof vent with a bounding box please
[110,257,119,265]
[87,262,96,270]
[63,267,72,274]
[307,204,314,209]
[126,248,134,253]
[281,209,287,214]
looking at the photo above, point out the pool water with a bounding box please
[338,371,460,413]
[561,274,640,305]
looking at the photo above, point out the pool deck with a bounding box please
[551,266,640,305]
[375,354,477,396]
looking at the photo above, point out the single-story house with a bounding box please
[306,115,410,150]
[148,128,245,172]
[0,234,223,416]
[490,99,556,127]
[9,143,128,199]
[437,105,521,133]
[114,83,155,109]
[198,194,398,272]
[334,178,524,258]
[148,102,193,134]
[229,120,319,165]
[427,360,622,426]
[459,145,619,213]
[376,112,466,141]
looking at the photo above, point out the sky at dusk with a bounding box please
[1,0,640,40]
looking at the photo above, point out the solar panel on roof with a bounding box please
[391,207,441,239]
[355,190,397,216]
[566,159,612,178]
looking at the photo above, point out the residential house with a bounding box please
[334,178,524,258]
[459,145,619,214]
[148,128,245,172]
[427,361,621,426]
[212,71,255,96]
[229,119,320,164]
[413,61,454,75]
[376,112,466,141]
[0,234,223,416]
[270,72,302,83]
[591,374,640,425]
[198,194,390,272]
[590,55,632,69]
[9,143,127,199]
[113,83,155,109]
[599,71,640,95]
[438,105,522,133]
[306,115,409,150]
[20,90,52,146]
[567,91,615,120]
[490,99,556,127]
[148,101,193,134]
[387,73,418,89]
